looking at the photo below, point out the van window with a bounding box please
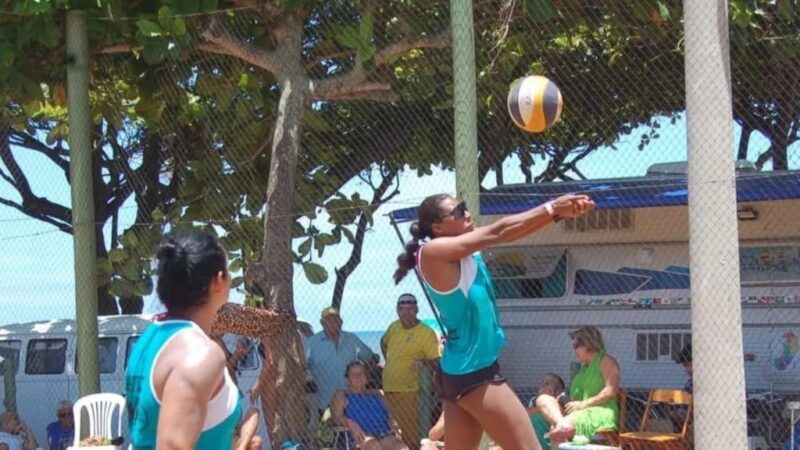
[484,248,568,299]
[26,339,67,374]
[75,337,118,374]
[0,341,21,374]
[125,336,140,368]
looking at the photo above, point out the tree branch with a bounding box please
[9,130,70,176]
[198,16,283,75]
[0,123,74,231]
[97,43,142,54]
[311,29,450,102]
[0,196,72,233]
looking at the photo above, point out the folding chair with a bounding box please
[619,389,692,450]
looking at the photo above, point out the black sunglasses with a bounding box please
[442,201,469,220]
[58,411,73,418]
[573,340,583,349]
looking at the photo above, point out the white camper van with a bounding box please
[390,165,800,399]
[0,314,313,447]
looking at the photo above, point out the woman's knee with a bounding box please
[534,393,558,409]
[384,436,409,450]
[362,439,383,450]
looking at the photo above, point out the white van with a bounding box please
[0,314,313,447]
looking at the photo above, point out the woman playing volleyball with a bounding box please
[126,232,257,450]
[394,194,595,450]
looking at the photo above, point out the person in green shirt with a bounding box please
[533,326,621,448]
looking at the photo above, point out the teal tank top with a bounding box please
[125,320,242,450]
[417,248,507,375]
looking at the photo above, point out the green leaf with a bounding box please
[291,221,306,238]
[97,258,113,279]
[298,238,312,256]
[158,6,173,22]
[108,248,128,263]
[656,1,670,21]
[229,257,243,273]
[172,19,187,36]
[136,19,163,38]
[302,261,328,284]
[526,0,554,23]
[231,276,244,288]
[120,232,139,248]
[110,278,136,298]
[341,227,355,244]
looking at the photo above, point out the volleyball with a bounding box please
[507,75,563,133]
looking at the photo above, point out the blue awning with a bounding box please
[389,171,800,223]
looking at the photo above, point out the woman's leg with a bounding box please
[457,382,541,450]
[379,434,410,450]
[443,400,484,450]
[534,394,566,428]
[361,436,383,450]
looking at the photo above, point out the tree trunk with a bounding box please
[248,15,310,448]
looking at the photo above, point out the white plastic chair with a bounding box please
[71,393,126,448]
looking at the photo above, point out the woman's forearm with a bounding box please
[585,386,617,408]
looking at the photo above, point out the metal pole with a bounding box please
[67,9,100,396]
[684,0,747,449]
[450,0,481,224]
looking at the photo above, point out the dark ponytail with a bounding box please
[393,194,451,284]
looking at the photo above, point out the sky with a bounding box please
[0,113,795,333]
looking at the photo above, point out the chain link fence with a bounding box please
[0,0,799,449]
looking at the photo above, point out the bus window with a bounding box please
[26,339,67,375]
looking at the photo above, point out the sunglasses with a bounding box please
[573,341,584,349]
[442,201,469,220]
[58,411,73,418]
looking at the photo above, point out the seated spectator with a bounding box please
[667,344,693,431]
[534,326,620,447]
[674,343,692,393]
[527,374,567,450]
[46,401,74,450]
[331,361,408,450]
[0,411,38,450]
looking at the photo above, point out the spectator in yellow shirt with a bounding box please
[381,293,441,450]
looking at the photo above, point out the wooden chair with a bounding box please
[619,389,692,450]
[594,388,628,447]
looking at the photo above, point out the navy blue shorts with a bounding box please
[436,361,506,402]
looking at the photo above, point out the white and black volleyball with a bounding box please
[507,75,563,133]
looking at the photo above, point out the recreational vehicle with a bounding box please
[390,164,800,404]
[0,314,312,447]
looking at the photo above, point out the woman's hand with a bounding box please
[551,194,595,219]
[391,420,402,436]
[564,400,586,415]
[348,420,366,445]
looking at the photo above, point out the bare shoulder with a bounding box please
[601,353,620,367]
[168,331,226,374]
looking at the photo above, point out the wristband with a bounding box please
[544,201,555,217]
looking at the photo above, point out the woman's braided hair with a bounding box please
[393,194,451,284]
